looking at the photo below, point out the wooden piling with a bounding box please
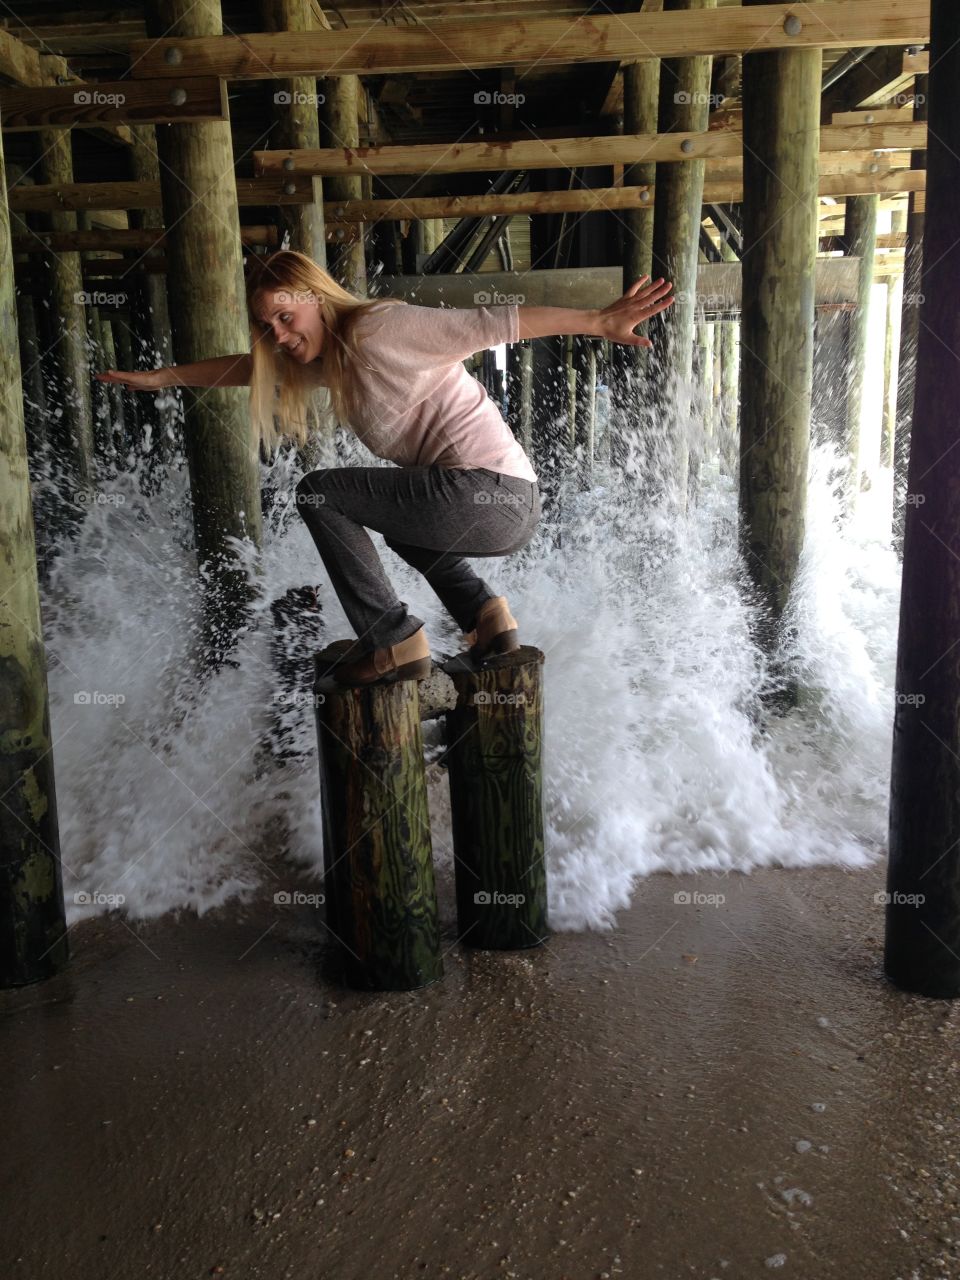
[842,193,878,514]
[893,75,928,553]
[885,4,960,998]
[312,648,442,990]
[321,74,366,294]
[146,0,264,670]
[35,128,94,489]
[262,0,327,262]
[622,54,660,383]
[574,336,597,488]
[0,114,70,988]
[739,1,821,662]
[440,649,548,952]
[648,0,717,508]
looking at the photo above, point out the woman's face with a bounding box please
[254,287,326,363]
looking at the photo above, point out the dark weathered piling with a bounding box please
[0,115,70,988]
[440,649,548,951]
[893,74,928,552]
[885,4,960,999]
[739,1,821,663]
[312,648,442,990]
[146,0,264,669]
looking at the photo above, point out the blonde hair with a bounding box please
[245,249,405,452]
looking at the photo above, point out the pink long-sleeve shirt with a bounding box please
[335,300,538,484]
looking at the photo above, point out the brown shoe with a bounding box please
[461,596,519,662]
[330,626,431,686]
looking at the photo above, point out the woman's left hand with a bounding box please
[594,277,675,348]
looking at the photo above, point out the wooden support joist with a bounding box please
[7,169,927,224]
[254,121,928,178]
[127,1,929,80]
[12,225,277,252]
[0,77,228,131]
[0,31,132,145]
[903,50,929,76]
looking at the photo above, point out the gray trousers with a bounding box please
[294,464,541,656]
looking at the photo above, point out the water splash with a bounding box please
[38,383,899,933]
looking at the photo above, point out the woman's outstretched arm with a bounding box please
[517,276,675,349]
[96,353,252,390]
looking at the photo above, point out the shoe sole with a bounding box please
[469,628,519,663]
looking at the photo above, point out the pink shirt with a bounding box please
[339,300,538,484]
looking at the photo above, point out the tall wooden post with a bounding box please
[739,0,820,666]
[262,0,327,263]
[128,125,178,477]
[6,165,47,455]
[842,193,878,515]
[622,55,660,386]
[146,0,264,671]
[885,5,960,998]
[35,127,94,489]
[648,0,717,509]
[0,114,70,988]
[574,336,597,489]
[880,258,902,471]
[322,74,366,295]
[893,76,928,553]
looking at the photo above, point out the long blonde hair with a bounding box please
[245,249,405,452]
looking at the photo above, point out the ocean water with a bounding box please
[36,360,901,935]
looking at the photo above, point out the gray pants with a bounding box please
[294,465,541,657]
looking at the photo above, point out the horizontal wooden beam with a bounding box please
[7,168,927,224]
[12,225,278,253]
[0,77,228,131]
[127,1,930,80]
[254,122,927,178]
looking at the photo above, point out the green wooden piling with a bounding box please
[440,648,548,951]
[312,647,442,991]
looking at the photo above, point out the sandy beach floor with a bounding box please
[2,858,959,1280]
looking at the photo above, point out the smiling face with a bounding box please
[253,287,326,363]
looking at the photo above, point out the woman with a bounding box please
[99,250,673,686]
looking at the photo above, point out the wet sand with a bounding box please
[2,858,958,1280]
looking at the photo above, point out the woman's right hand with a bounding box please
[96,368,169,391]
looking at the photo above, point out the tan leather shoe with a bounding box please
[461,596,519,662]
[330,625,431,686]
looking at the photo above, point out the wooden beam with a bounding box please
[254,121,927,178]
[7,167,927,222]
[0,77,228,131]
[12,225,277,252]
[127,1,930,80]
